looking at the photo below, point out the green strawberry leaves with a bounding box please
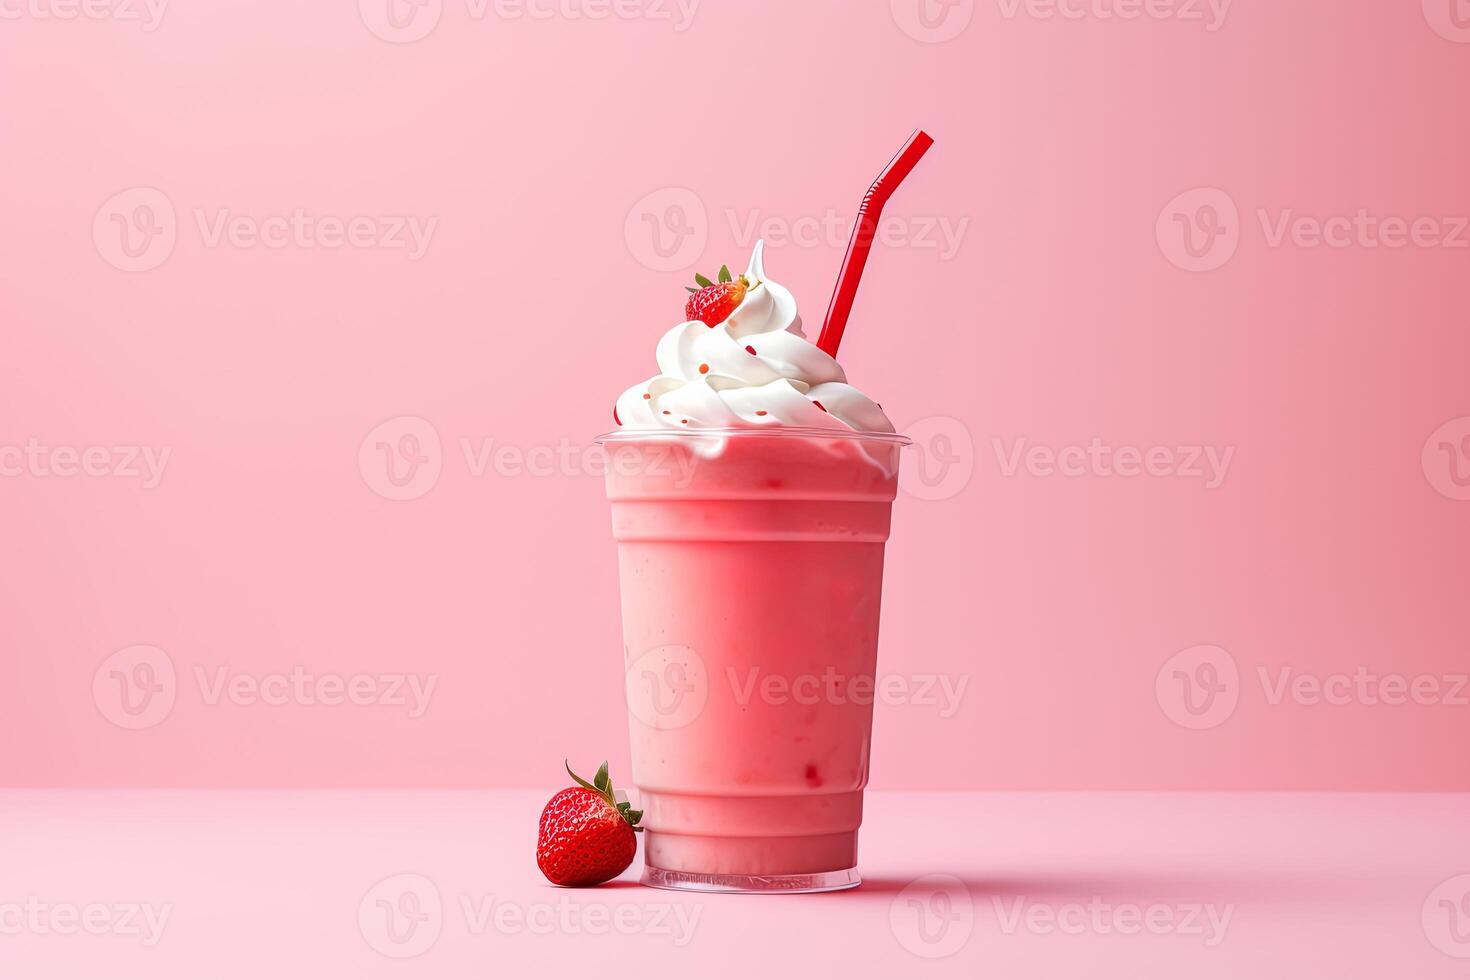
[686,265,737,294]
[564,759,602,794]
[565,760,643,831]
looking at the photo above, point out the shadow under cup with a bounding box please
[597,427,908,894]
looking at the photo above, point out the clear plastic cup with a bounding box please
[598,427,908,893]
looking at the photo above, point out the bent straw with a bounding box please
[816,130,935,357]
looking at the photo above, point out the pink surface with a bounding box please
[2,2,1469,790]
[1,789,1467,978]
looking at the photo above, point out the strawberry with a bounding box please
[684,264,749,327]
[536,761,642,887]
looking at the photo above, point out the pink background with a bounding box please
[2,0,1467,790]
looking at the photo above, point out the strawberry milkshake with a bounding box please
[600,241,906,893]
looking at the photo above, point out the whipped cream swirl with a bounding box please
[614,241,894,434]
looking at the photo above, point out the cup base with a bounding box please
[640,865,861,894]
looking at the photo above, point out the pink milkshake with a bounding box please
[601,242,906,893]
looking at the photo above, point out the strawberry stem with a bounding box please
[564,760,643,832]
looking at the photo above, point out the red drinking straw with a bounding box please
[817,130,935,357]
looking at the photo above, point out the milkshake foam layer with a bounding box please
[614,241,894,435]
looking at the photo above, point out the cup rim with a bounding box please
[595,425,912,447]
